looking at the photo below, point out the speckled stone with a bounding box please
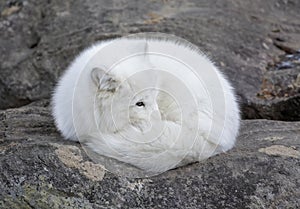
[0,102,299,208]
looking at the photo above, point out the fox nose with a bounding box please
[152,102,159,111]
[151,109,161,121]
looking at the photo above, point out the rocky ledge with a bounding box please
[0,101,299,208]
[0,0,300,208]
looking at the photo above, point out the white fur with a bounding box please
[52,37,240,174]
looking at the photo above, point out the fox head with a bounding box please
[91,59,160,135]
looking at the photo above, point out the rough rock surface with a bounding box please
[0,101,299,209]
[1,0,300,208]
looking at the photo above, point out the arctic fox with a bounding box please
[52,35,240,174]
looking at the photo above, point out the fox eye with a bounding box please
[135,101,145,107]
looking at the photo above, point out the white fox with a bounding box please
[52,35,240,174]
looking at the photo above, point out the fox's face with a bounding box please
[128,88,160,133]
[91,67,160,134]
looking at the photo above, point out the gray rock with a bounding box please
[0,0,300,120]
[0,101,299,208]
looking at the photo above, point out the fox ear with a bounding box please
[91,68,118,92]
[128,40,148,55]
[142,41,149,55]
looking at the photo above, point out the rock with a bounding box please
[253,51,300,120]
[0,102,300,208]
[0,0,300,120]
